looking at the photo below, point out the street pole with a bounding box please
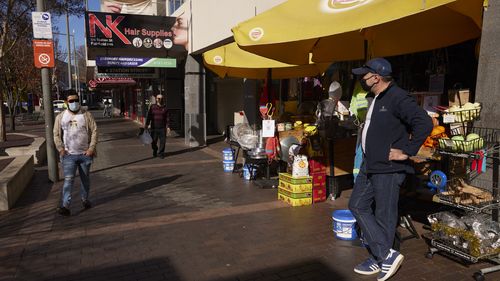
[36,0,59,182]
[72,30,79,97]
[65,3,72,90]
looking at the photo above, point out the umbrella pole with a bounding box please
[267,68,272,103]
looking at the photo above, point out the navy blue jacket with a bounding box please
[364,83,433,174]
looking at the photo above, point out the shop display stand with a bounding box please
[424,108,500,280]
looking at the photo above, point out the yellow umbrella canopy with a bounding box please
[232,0,484,65]
[203,42,330,79]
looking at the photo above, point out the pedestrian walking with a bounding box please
[145,94,169,159]
[103,99,112,118]
[53,94,98,216]
[348,58,432,281]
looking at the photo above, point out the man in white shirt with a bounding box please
[53,94,98,216]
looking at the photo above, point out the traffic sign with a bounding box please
[33,40,55,68]
[32,12,53,39]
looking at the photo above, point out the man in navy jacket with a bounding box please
[348,58,433,281]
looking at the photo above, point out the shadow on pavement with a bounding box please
[96,174,182,206]
[39,258,182,281]
[38,258,346,281]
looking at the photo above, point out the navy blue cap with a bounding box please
[352,58,392,77]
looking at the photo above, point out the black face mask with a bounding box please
[359,75,376,92]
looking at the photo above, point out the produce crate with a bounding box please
[312,173,326,189]
[442,106,481,123]
[434,178,496,211]
[278,192,312,207]
[309,157,327,174]
[313,187,327,203]
[438,138,485,153]
[278,188,312,199]
[278,180,312,193]
[279,173,312,184]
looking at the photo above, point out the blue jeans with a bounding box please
[61,154,93,208]
[348,161,406,262]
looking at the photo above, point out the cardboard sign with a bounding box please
[33,40,55,68]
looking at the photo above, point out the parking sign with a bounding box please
[32,12,53,39]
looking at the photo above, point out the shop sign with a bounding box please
[96,56,176,68]
[85,11,186,55]
[88,77,136,88]
[32,12,53,39]
[33,39,55,68]
[96,66,158,78]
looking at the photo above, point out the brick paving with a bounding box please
[1,113,499,281]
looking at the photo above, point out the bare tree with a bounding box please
[0,0,84,141]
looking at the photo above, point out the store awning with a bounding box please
[88,77,136,88]
[203,42,330,79]
[232,0,484,64]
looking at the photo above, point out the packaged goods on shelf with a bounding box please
[428,212,500,257]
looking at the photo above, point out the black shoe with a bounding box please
[153,151,157,157]
[159,153,165,159]
[57,206,71,216]
[82,200,92,210]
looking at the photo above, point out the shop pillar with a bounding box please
[243,79,259,127]
[184,55,207,147]
[475,3,500,129]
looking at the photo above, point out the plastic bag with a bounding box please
[139,129,153,145]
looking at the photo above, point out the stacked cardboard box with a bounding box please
[278,173,312,206]
[309,157,327,203]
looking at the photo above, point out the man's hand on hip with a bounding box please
[59,149,67,157]
[389,148,408,161]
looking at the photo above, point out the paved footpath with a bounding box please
[1,114,499,281]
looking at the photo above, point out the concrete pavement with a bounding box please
[0,113,498,281]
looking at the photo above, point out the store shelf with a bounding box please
[432,194,499,213]
[429,237,499,263]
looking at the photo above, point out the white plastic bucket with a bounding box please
[332,210,357,240]
[242,164,257,180]
[223,160,235,172]
[222,148,235,161]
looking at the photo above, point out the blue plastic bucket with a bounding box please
[222,148,235,161]
[242,164,257,180]
[332,210,357,240]
[223,160,235,172]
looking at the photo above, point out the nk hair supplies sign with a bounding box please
[85,11,181,52]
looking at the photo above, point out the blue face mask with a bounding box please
[69,102,80,112]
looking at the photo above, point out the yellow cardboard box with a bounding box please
[278,188,312,199]
[278,192,312,207]
[279,173,312,184]
[279,180,313,193]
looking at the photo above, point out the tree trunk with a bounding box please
[9,111,15,132]
[0,99,6,141]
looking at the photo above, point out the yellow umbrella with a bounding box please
[232,0,484,65]
[203,42,330,79]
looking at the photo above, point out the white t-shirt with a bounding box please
[362,98,376,153]
[61,111,89,155]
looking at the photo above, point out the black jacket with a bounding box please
[364,83,433,174]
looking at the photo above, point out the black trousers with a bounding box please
[151,128,166,155]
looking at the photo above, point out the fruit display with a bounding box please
[438,132,485,153]
[424,126,448,148]
[443,102,481,123]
